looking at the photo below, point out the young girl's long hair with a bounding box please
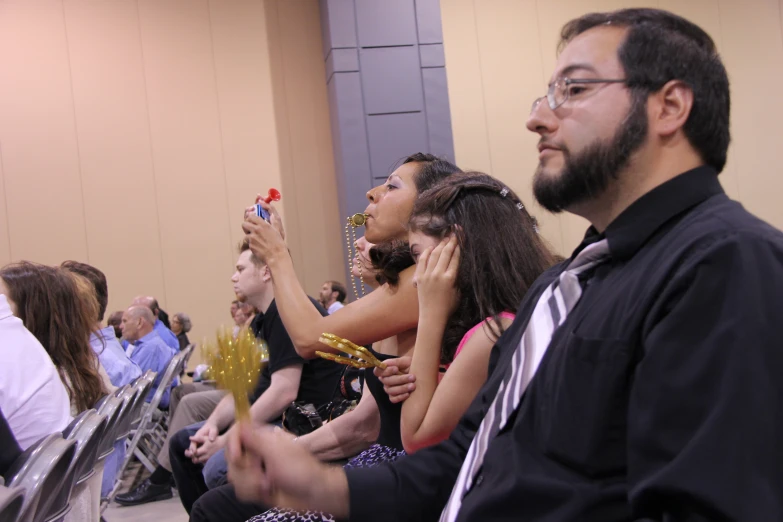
[410,172,557,363]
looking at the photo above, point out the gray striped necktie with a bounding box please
[440,239,611,522]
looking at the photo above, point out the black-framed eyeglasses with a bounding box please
[531,78,627,113]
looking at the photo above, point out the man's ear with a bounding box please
[262,265,272,282]
[650,79,694,138]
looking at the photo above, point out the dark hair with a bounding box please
[411,173,557,364]
[148,298,160,317]
[559,8,730,172]
[0,262,107,412]
[370,153,463,287]
[328,281,347,303]
[107,311,123,338]
[61,261,108,321]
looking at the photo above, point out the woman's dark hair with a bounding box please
[370,153,463,287]
[0,262,107,412]
[60,260,108,321]
[559,8,730,173]
[410,173,557,364]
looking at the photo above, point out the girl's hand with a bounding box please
[412,235,461,320]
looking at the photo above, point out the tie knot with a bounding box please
[567,239,611,275]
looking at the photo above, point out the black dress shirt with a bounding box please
[249,298,344,416]
[345,166,783,521]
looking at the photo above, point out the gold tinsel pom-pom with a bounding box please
[202,327,269,420]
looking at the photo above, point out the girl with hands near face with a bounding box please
[379,173,557,454]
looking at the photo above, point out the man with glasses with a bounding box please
[222,8,783,521]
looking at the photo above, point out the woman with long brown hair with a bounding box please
[0,262,108,413]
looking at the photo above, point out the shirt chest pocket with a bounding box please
[533,332,634,479]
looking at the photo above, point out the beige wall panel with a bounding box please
[0,147,11,267]
[715,0,783,229]
[137,0,236,343]
[208,0,284,258]
[440,0,493,172]
[62,0,166,317]
[0,1,88,263]
[472,0,566,254]
[267,0,344,297]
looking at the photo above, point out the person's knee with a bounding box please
[203,449,228,489]
[169,427,192,463]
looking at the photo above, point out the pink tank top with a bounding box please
[439,312,516,376]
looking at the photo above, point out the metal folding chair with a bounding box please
[103,349,188,511]
[6,434,76,522]
[0,485,24,522]
[95,397,124,463]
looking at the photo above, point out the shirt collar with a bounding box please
[573,166,723,261]
[249,299,276,333]
[91,325,117,342]
[136,329,159,345]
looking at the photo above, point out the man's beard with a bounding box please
[533,95,648,213]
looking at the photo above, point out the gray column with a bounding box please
[320,0,455,288]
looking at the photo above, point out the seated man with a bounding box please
[225,9,783,522]
[127,295,179,354]
[169,239,344,514]
[120,306,175,407]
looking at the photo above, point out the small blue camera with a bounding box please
[255,204,271,222]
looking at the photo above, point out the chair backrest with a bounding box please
[180,344,195,372]
[144,350,186,415]
[127,374,155,426]
[45,411,107,520]
[93,394,109,412]
[60,411,89,440]
[0,485,24,522]
[95,397,124,461]
[7,435,76,522]
[65,410,108,483]
[112,386,137,441]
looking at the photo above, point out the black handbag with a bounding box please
[282,365,365,436]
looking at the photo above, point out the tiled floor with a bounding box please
[104,496,188,522]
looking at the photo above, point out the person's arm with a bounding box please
[298,381,379,461]
[243,216,419,357]
[401,319,509,454]
[0,409,21,477]
[249,364,302,425]
[205,394,237,432]
[189,365,301,463]
[224,313,525,521]
[627,235,783,520]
